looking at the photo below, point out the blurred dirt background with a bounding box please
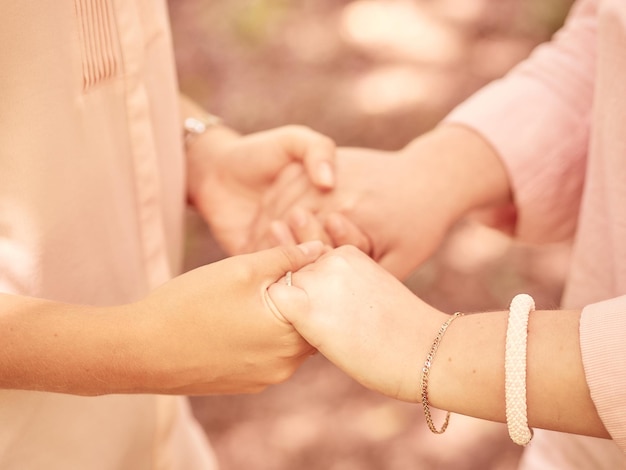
[169,1,575,468]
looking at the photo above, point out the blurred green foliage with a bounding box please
[521,0,575,35]
[228,0,291,46]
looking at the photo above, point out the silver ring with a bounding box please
[286,271,292,287]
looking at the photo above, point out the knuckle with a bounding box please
[277,245,300,269]
[324,251,351,273]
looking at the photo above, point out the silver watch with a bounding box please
[183,114,222,147]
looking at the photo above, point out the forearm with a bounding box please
[428,308,609,438]
[401,124,513,224]
[400,120,603,436]
[0,294,146,396]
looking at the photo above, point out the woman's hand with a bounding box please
[187,125,336,255]
[264,126,512,279]
[267,245,447,402]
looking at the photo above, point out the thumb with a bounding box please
[252,240,325,280]
[265,282,310,326]
[279,126,336,189]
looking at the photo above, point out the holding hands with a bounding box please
[0,242,325,396]
[266,145,446,278]
[182,97,508,282]
[267,245,447,402]
[266,245,607,440]
[174,111,513,405]
[132,241,325,395]
[179,120,508,398]
[264,125,512,278]
[186,123,336,255]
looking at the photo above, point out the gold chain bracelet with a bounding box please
[420,312,463,434]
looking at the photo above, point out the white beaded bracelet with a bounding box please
[505,293,535,446]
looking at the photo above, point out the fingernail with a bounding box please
[316,161,335,188]
[297,240,324,256]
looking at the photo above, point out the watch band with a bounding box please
[183,114,222,148]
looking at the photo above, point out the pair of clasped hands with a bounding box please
[152,123,488,401]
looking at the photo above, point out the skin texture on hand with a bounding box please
[264,146,456,279]
[264,125,512,279]
[267,246,609,438]
[267,245,446,402]
[0,242,325,396]
[186,124,336,255]
[131,241,325,395]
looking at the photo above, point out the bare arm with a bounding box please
[0,294,143,395]
[432,307,607,438]
[0,242,323,396]
[268,246,609,439]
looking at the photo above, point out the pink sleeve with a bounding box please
[444,0,597,243]
[581,296,626,451]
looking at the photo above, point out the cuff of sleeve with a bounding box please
[581,296,626,451]
[444,77,588,244]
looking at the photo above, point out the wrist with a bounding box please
[401,125,512,225]
[427,310,508,421]
[104,302,165,394]
[65,303,158,395]
[179,95,242,206]
[123,296,209,395]
[384,303,448,403]
[185,119,240,158]
[185,123,241,206]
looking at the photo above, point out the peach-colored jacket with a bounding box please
[0,1,216,468]
[448,0,626,467]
